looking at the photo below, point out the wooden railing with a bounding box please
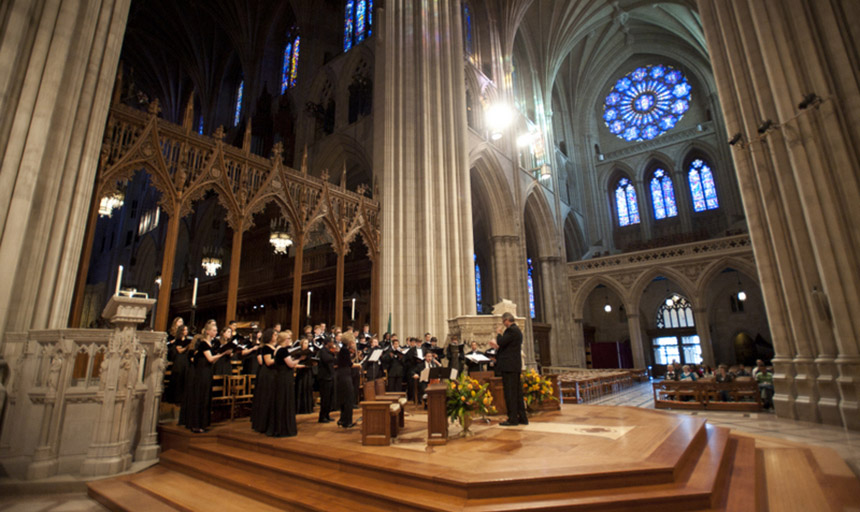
[652,379,762,411]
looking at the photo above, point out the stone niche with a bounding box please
[447,300,526,352]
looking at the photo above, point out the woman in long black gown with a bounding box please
[182,320,230,433]
[267,330,299,437]
[242,328,262,375]
[166,325,191,405]
[295,338,314,414]
[336,336,359,428]
[213,327,235,376]
[251,328,278,433]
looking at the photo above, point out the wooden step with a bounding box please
[185,442,466,512]
[213,419,711,500]
[157,450,393,512]
[462,425,731,511]
[719,436,758,512]
[88,474,177,512]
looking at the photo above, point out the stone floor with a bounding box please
[0,493,107,512]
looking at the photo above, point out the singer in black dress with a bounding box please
[251,329,278,434]
[268,331,299,437]
[182,320,230,433]
[295,338,314,414]
[335,337,358,428]
[213,327,235,376]
[166,325,191,405]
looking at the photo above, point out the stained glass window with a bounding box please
[197,115,204,135]
[603,65,691,142]
[650,169,678,220]
[689,158,719,212]
[474,254,482,313]
[527,258,536,319]
[233,80,243,126]
[464,4,473,56]
[615,177,640,226]
[281,42,292,93]
[656,297,695,329]
[290,37,300,87]
[344,0,372,52]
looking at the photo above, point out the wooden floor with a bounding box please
[89,405,860,511]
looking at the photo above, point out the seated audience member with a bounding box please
[751,359,765,378]
[715,364,734,401]
[755,362,774,409]
[679,365,697,381]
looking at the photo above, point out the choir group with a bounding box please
[163,317,500,436]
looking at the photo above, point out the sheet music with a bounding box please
[419,366,430,382]
[368,349,383,362]
[466,353,491,363]
[416,348,424,359]
[449,368,458,380]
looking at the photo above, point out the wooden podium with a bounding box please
[426,383,448,445]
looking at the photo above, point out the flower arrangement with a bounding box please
[522,369,558,411]
[446,374,496,435]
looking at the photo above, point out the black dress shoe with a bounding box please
[519,419,529,425]
[499,421,518,426]
[318,419,331,423]
[344,422,357,428]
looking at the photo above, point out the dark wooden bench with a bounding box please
[653,379,762,411]
[360,379,406,446]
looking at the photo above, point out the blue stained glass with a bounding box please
[603,65,691,142]
[616,178,640,226]
[651,177,666,220]
[233,80,243,126]
[651,169,677,220]
[289,37,300,87]
[464,4,473,56]
[368,0,372,36]
[474,254,482,313]
[197,115,204,135]
[527,258,536,319]
[689,159,719,212]
[281,42,292,93]
[356,1,366,43]
[344,0,355,52]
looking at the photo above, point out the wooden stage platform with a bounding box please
[88,405,860,511]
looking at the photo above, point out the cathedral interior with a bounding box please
[0,0,859,508]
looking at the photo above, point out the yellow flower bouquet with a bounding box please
[446,374,496,436]
[521,369,558,412]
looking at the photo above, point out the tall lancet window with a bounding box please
[344,0,373,52]
[689,158,719,211]
[474,254,483,313]
[527,258,536,319]
[615,177,640,226]
[281,35,301,93]
[233,80,243,126]
[463,3,474,57]
[650,169,678,219]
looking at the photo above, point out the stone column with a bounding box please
[626,313,647,370]
[134,333,166,463]
[154,203,181,331]
[81,296,155,477]
[0,0,132,337]
[378,0,475,339]
[692,308,716,368]
[334,247,346,328]
[539,256,576,367]
[699,0,860,428]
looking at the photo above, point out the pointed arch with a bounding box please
[523,189,558,259]
[563,213,586,262]
[571,275,631,321]
[629,267,697,311]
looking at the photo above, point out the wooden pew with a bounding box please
[360,379,405,446]
[652,379,762,411]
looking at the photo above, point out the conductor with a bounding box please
[489,312,528,426]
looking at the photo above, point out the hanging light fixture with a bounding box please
[736,271,747,302]
[98,191,125,217]
[201,246,223,277]
[155,274,162,287]
[603,300,612,314]
[485,103,513,140]
[539,163,552,181]
[269,218,293,254]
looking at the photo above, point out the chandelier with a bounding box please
[98,191,125,217]
[269,218,293,254]
[201,246,223,277]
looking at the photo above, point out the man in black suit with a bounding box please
[489,312,528,426]
[317,338,336,423]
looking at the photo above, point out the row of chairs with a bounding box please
[556,370,636,403]
[212,374,256,421]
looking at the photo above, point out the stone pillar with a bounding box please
[134,332,166,463]
[290,234,305,333]
[378,0,475,339]
[154,204,181,331]
[81,296,155,477]
[539,257,576,367]
[0,0,132,337]
[698,0,860,428]
[692,308,716,368]
[626,313,646,370]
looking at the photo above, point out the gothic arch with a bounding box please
[469,149,517,237]
[572,275,630,321]
[311,133,373,187]
[523,189,558,259]
[563,213,586,262]
[695,257,759,308]
[629,267,697,312]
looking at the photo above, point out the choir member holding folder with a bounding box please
[165,325,191,405]
[465,341,491,374]
[213,326,236,376]
[183,320,231,433]
[336,336,361,428]
[317,338,336,423]
[382,338,406,392]
[251,328,278,433]
[294,338,315,414]
[267,331,299,437]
